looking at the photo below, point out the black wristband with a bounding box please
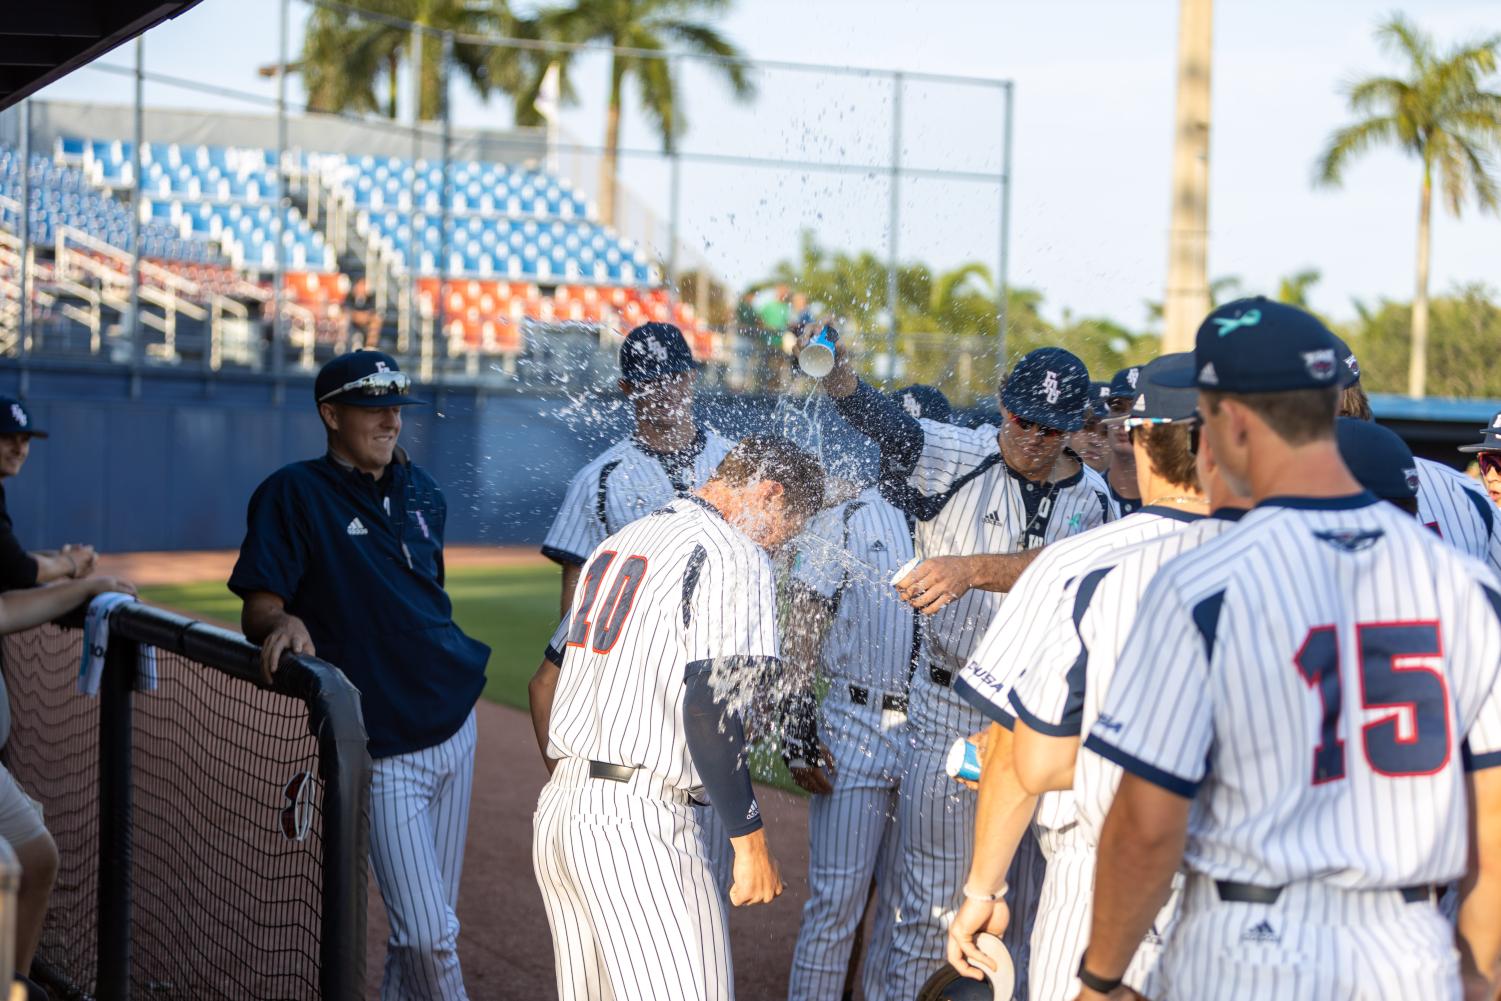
[1076,954,1123,994]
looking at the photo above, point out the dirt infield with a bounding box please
[361,698,815,999]
[96,546,550,586]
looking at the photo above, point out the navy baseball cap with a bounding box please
[1001,347,1091,432]
[1458,408,1501,454]
[1153,297,1345,393]
[1336,417,1418,501]
[315,350,426,407]
[1087,381,1112,419]
[893,384,954,425]
[620,322,696,383]
[0,397,46,438]
[1330,333,1361,387]
[1109,353,1198,424]
[1109,366,1142,400]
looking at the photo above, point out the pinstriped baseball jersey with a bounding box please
[1012,512,1242,844]
[953,506,1202,830]
[1415,457,1501,574]
[791,486,916,693]
[899,419,1112,729]
[541,429,737,565]
[544,496,779,789]
[1086,494,1501,888]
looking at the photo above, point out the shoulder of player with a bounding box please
[704,428,737,457]
[255,458,334,501]
[561,438,641,485]
[922,417,1000,457]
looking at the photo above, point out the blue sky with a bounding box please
[30,0,1501,330]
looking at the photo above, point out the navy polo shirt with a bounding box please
[228,453,489,758]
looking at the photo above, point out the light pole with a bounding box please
[1162,0,1213,353]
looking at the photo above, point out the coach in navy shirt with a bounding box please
[229,350,488,1000]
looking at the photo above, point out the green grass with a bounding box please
[142,565,801,791]
[142,564,561,709]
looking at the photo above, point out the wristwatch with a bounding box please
[1076,953,1123,993]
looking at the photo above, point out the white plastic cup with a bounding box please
[890,557,922,589]
[798,324,839,379]
[945,736,982,782]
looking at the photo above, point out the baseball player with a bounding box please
[1103,369,1143,517]
[784,385,951,1001]
[1068,384,1114,476]
[1457,408,1501,507]
[529,435,825,1001]
[1334,341,1501,574]
[812,336,1111,999]
[949,352,1214,1000]
[0,397,97,588]
[542,322,735,615]
[229,351,490,1000]
[1336,417,1423,514]
[1077,298,1501,1000]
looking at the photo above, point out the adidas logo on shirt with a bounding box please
[983,510,1005,527]
[1241,920,1279,944]
[347,517,369,536]
[746,801,760,822]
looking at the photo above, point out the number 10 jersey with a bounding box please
[544,495,781,793]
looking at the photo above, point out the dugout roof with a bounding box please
[0,2,203,110]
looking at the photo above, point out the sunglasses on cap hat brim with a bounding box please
[317,370,420,404]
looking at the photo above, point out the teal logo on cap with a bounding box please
[1212,309,1261,336]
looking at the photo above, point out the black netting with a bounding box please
[2,625,99,995]
[129,648,324,999]
[2,629,332,999]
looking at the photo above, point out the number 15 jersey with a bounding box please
[1086,493,1501,889]
[544,495,780,792]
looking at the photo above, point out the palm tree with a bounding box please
[515,0,754,227]
[291,0,533,121]
[1316,15,1501,398]
[1276,268,1321,310]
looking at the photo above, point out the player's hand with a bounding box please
[62,544,97,577]
[789,743,837,795]
[260,614,315,687]
[947,896,1009,979]
[951,727,991,791]
[895,556,975,615]
[86,576,137,599]
[728,831,784,906]
[797,326,857,399]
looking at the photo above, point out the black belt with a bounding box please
[588,760,637,782]
[848,684,907,713]
[1215,880,1437,905]
[929,666,953,687]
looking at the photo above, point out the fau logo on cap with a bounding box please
[1404,467,1420,494]
[1041,370,1061,404]
[9,404,26,428]
[1126,368,1139,389]
[1302,349,1337,381]
[901,393,923,419]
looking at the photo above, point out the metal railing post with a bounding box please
[130,39,144,385]
[434,30,453,378]
[997,80,1014,375]
[95,636,137,1000]
[272,0,289,385]
[884,71,902,388]
[17,100,30,362]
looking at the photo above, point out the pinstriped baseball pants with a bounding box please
[885,708,1045,1001]
[533,757,734,1001]
[1161,875,1459,1000]
[369,710,476,1001]
[787,696,905,1001]
[1029,824,1175,1001]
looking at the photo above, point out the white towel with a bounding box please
[77,592,159,696]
